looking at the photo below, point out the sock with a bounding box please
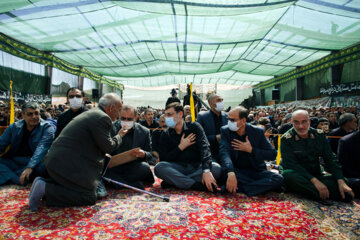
[28,179,46,212]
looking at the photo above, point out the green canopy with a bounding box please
[0,0,359,87]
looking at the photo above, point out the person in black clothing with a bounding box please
[154,102,221,192]
[327,112,339,130]
[338,129,360,198]
[139,108,159,130]
[55,88,87,138]
[151,114,166,164]
[165,88,181,108]
[183,84,201,112]
[328,113,357,154]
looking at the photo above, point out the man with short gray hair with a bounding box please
[29,93,127,211]
[329,113,357,154]
[0,102,54,186]
[280,109,354,204]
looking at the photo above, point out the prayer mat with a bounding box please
[0,183,359,240]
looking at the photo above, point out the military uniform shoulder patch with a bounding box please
[283,132,292,139]
[316,129,323,134]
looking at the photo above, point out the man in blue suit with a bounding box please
[219,106,283,196]
[197,94,228,163]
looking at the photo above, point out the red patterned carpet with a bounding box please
[0,182,359,240]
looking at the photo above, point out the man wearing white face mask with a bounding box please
[155,102,221,192]
[55,88,87,138]
[197,94,228,163]
[219,106,284,196]
[104,104,154,190]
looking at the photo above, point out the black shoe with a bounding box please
[318,199,333,206]
[341,192,353,203]
[161,181,173,189]
[191,182,208,192]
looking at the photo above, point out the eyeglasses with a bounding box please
[120,117,134,121]
[68,95,82,99]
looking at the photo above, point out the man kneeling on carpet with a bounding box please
[280,108,354,204]
[28,93,127,211]
[219,106,284,196]
[154,102,221,192]
[104,104,154,190]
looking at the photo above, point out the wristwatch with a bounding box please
[203,169,210,173]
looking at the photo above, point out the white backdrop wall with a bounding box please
[123,84,252,109]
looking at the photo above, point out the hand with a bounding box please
[202,172,217,192]
[178,133,196,151]
[226,172,237,194]
[216,134,221,143]
[311,178,329,200]
[231,136,253,153]
[338,179,354,199]
[130,148,145,158]
[20,168,32,185]
[118,128,128,137]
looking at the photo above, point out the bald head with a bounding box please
[99,93,122,121]
[292,109,310,138]
[292,109,309,120]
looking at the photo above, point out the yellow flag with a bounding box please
[189,83,196,122]
[276,134,281,165]
[9,80,15,124]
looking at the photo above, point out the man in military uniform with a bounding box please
[280,109,354,203]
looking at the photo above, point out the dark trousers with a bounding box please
[0,157,47,185]
[348,178,360,199]
[45,178,97,207]
[282,169,345,201]
[227,168,284,196]
[104,161,154,189]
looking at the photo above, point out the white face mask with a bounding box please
[121,120,134,130]
[228,120,239,132]
[69,97,83,109]
[215,102,224,112]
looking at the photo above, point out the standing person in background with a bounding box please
[165,88,181,108]
[197,94,228,163]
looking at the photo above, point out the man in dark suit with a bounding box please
[329,113,357,154]
[28,93,127,211]
[338,129,360,198]
[105,104,155,190]
[219,106,283,196]
[197,93,228,163]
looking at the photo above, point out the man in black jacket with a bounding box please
[55,88,87,138]
[154,103,221,192]
[329,113,357,154]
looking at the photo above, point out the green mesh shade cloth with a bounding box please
[0,0,359,87]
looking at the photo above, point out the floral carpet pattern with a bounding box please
[0,183,359,240]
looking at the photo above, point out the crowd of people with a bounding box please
[0,86,359,211]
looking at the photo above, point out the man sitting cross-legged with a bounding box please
[280,108,354,204]
[219,106,284,196]
[0,102,54,186]
[154,102,221,192]
[104,104,155,190]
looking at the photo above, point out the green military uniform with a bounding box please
[280,127,345,201]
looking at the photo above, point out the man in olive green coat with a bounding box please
[280,109,354,203]
[29,93,127,211]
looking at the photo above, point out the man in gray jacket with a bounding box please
[29,93,126,211]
